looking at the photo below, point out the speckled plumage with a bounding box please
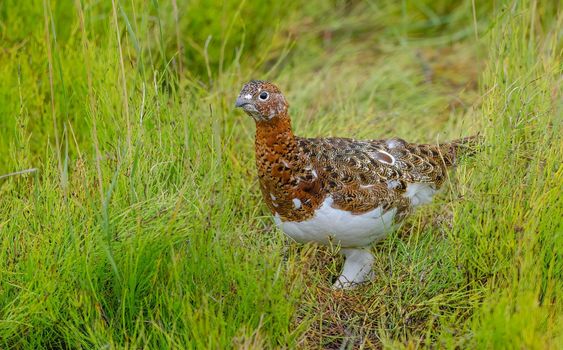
[235,80,477,288]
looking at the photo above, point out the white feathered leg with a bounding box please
[333,248,375,289]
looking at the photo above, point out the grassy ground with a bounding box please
[0,0,561,348]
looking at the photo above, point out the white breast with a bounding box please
[274,197,397,248]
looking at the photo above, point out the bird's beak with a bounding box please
[235,96,249,108]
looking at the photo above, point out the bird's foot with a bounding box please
[332,248,375,289]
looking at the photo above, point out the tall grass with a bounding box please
[0,0,560,348]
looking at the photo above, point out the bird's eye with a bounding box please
[258,91,269,101]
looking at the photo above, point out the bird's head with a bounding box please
[235,80,288,121]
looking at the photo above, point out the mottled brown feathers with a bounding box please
[236,80,478,223]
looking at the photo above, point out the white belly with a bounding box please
[274,197,397,248]
[404,183,437,206]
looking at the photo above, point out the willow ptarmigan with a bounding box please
[235,80,477,289]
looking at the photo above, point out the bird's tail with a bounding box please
[439,134,481,166]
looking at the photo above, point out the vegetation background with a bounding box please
[0,0,561,348]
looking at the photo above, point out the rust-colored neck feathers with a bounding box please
[254,112,320,221]
[254,113,297,191]
[255,113,295,150]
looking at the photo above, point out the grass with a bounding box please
[0,0,561,348]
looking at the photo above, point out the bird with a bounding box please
[235,80,478,289]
